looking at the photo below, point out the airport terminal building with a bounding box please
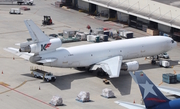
[69,0,180,40]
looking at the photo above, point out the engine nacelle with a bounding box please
[121,61,139,71]
[19,38,62,53]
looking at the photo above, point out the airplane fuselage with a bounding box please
[37,36,176,68]
[153,98,180,109]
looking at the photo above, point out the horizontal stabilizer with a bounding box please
[115,101,145,109]
[158,86,180,96]
[4,47,34,60]
[90,56,123,78]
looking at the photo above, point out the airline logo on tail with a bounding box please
[139,80,157,99]
[139,80,167,103]
[135,71,170,108]
[41,43,51,51]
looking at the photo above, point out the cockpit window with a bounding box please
[171,40,174,43]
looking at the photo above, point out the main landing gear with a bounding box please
[151,55,159,65]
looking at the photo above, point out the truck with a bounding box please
[9,8,21,14]
[159,60,170,68]
[0,0,34,5]
[118,29,133,39]
[158,52,169,59]
[31,69,56,82]
[17,0,34,5]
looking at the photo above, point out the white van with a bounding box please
[17,0,34,5]
[159,60,170,68]
[9,8,21,14]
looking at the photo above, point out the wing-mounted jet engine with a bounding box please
[121,61,139,71]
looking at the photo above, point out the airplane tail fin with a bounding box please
[24,20,49,43]
[132,71,170,109]
[18,20,61,54]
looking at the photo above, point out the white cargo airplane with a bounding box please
[4,20,177,78]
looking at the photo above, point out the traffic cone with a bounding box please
[2,71,3,74]
[133,100,135,103]
[39,86,41,90]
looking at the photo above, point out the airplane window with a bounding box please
[171,40,174,43]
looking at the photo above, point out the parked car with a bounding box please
[158,52,169,59]
[9,8,21,14]
[20,7,30,11]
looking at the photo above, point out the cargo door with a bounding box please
[64,54,80,67]
[71,61,80,67]
[62,55,69,67]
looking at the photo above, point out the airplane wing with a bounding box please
[90,56,123,78]
[24,20,49,42]
[115,101,145,109]
[157,86,180,96]
[4,47,34,60]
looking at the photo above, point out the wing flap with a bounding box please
[90,56,123,78]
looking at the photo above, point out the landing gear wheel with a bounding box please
[151,60,156,65]
[46,78,49,82]
[97,71,106,76]
[96,68,107,77]
[34,75,37,78]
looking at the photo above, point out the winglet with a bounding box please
[132,71,170,109]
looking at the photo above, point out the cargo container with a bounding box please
[75,32,88,41]
[63,30,76,38]
[118,29,133,39]
[99,34,108,41]
[109,29,118,38]
[162,73,177,84]
[87,35,99,42]
[146,28,159,35]
[104,31,110,37]
[177,74,180,82]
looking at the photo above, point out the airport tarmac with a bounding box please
[0,0,180,109]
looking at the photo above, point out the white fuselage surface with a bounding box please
[40,36,176,68]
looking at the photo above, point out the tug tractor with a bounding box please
[42,16,53,25]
